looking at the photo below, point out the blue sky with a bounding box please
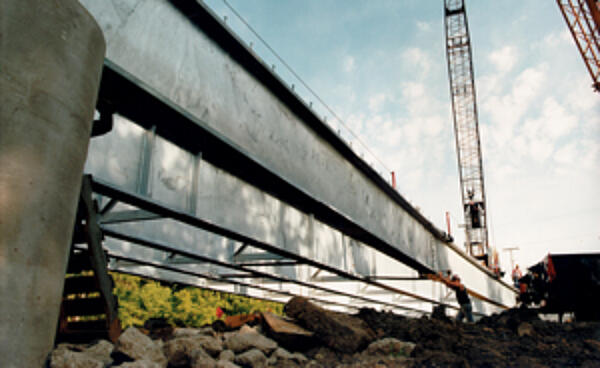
[203,0,600,275]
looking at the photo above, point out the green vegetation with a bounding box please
[112,272,284,328]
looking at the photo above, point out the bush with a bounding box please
[111,273,283,328]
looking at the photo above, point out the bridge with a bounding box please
[0,1,515,366]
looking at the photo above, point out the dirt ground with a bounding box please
[306,307,600,368]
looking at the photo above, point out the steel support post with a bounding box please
[0,2,105,366]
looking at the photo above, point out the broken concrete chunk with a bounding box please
[219,349,235,362]
[224,331,277,354]
[173,326,217,338]
[291,352,309,363]
[366,337,415,356]
[191,354,218,368]
[164,337,213,367]
[116,327,167,368]
[234,348,267,367]
[239,324,262,335]
[262,311,316,351]
[268,347,309,365]
[173,328,202,338]
[119,360,163,368]
[271,347,294,361]
[49,348,104,368]
[83,339,114,365]
[284,296,376,353]
[191,335,223,357]
[216,360,241,368]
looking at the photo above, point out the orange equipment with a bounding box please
[557,0,600,92]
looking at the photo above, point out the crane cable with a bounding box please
[220,0,392,175]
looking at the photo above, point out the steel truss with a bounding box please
[557,0,600,91]
[444,0,490,262]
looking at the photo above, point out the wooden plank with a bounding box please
[80,176,120,323]
[62,297,106,316]
[63,276,98,295]
[66,319,108,331]
[66,252,92,274]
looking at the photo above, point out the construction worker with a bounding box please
[438,272,473,323]
[512,264,523,288]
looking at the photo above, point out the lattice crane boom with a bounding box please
[444,0,490,264]
[557,0,600,92]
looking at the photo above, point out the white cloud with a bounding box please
[401,47,431,77]
[343,55,355,73]
[368,93,387,112]
[541,29,572,48]
[488,46,518,73]
[423,115,444,136]
[529,138,554,162]
[553,142,578,165]
[482,64,548,148]
[416,21,431,32]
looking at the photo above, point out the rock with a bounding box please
[271,347,294,360]
[83,339,114,365]
[49,348,104,368]
[216,360,241,368]
[192,354,218,368]
[266,355,277,366]
[193,335,223,357]
[262,312,316,352]
[284,296,376,353]
[517,322,535,337]
[116,327,167,368]
[239,324,262,335]
[268,347,308,365]
[224,331,277,354]
[119,360,163,368]
[219,349,235,361]
[174,327,217,338]
[144,318,175,341]
[234,348,267,367]
[291,352,308,363]
[366,338,416,356]
[164,337,215,367]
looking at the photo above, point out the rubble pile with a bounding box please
[47,297,600,368]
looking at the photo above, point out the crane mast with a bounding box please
[556,0,600,92]
[444,0,490,265]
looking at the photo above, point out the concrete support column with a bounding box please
[0,1,105,367]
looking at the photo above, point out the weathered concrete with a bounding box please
[0,1,105,366]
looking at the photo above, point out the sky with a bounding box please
[202,0,600,279]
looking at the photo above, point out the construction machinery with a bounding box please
[557,0,600,92]
[443,0,491,267]
[518,252,600,321]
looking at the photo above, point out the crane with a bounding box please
[443,0,491,267]
[556,0,600,92]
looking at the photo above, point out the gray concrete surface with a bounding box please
[0,1,105,366]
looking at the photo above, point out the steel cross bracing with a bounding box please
[557,0,600,92]
[444,0,489,262]
[90,175,503,316]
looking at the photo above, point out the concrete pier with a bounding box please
[0,1,105,366]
